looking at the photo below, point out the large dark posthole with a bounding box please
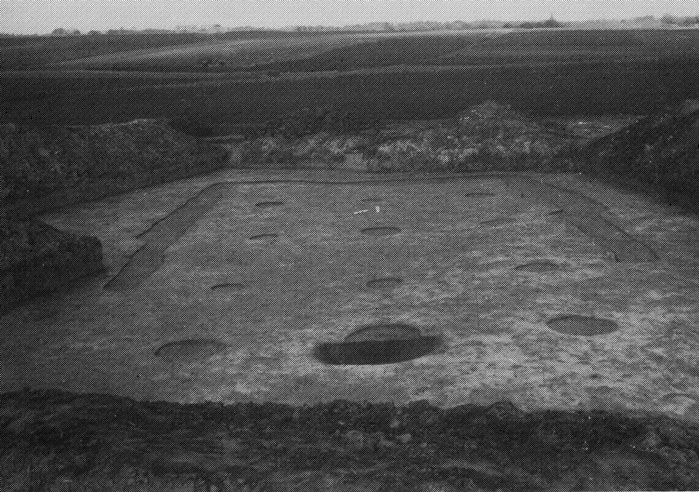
[315,324,441,365]
[547,315,620,336]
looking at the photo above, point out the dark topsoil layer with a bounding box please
[2,389,699,491]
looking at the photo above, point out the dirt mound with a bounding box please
[578,100,699,209]
[233,102,621,173]
[0,119,228,217]
[0,118,227,311]
[1,389,699,491]
[0,211,102,314]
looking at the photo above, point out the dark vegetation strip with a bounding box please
[506,176,659,262]
[1,388,698,490]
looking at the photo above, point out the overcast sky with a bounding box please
[2,0,699,34]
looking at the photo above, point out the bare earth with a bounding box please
[4,168,699,490]
[2,168,699,420]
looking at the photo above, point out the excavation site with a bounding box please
[3,22,699,491]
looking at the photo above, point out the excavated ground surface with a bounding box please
[3,168,699,488]
[2,169,699,416]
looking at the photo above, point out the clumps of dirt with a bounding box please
[232,101,628,173]
[365,101,593,173]
[578,99,699,212]
[0,119,227,217]
[0,211,102,315]
[2,389,699,491]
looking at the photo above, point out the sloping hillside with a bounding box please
[579,100,699,209]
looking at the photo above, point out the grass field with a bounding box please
[2,29,699,129]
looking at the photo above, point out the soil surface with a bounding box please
[3,169,699,422]
[4,168,699,489]
[2,388,699,491]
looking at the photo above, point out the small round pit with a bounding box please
[255,201,284,209]
[155,339,228,364]
[366,277,403,289]
[361,226,401,236]
[515,261,561,273]
[248,233,279,241]
[314,323,441,365]
[547,315,619,336]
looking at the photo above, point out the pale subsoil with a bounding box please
[3,168,699,489]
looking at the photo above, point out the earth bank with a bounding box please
[0,119,227,312]
[1,389,699,491]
